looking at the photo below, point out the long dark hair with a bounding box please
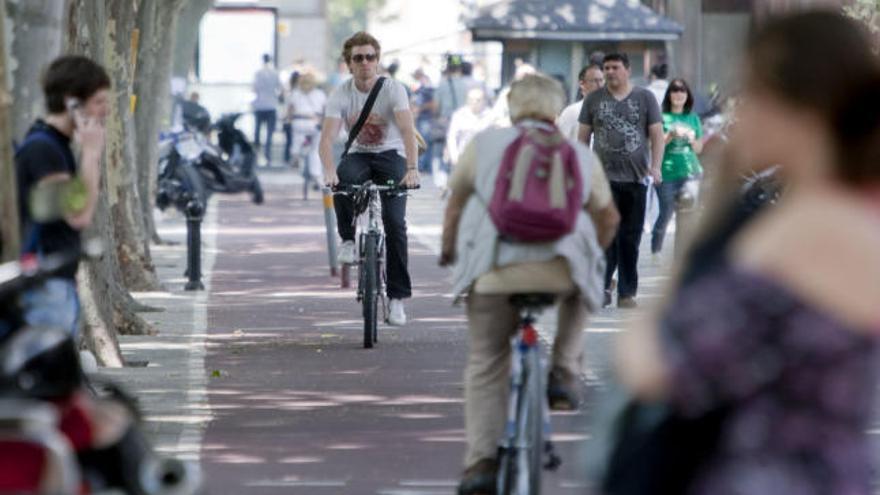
[747,11,880,184]
[661,78,694,114]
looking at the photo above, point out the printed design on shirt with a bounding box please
[595,98,643,155]
[348,113,387,147]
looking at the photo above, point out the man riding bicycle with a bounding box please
[319,31,420,326]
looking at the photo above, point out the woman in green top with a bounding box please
[651,78,703,255]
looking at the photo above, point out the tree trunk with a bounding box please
[66,0,157,367]
[6,0,66,141]
[134,0,186,246]
[0,1,19,262]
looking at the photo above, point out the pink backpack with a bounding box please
[488,125,584,242]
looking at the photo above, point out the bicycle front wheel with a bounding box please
[362,233,379,349]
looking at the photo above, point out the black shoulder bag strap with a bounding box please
[341,76,386,158]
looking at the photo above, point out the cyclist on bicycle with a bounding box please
[439,74,619,493]
[319,31,420,326]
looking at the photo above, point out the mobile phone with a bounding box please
[65,97,81,116]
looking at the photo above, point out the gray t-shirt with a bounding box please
[579,86,661,183]
[325,77,410,156]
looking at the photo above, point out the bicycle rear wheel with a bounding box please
[362,233,379,349]
[515,346,544,494]
[497,344,544,495]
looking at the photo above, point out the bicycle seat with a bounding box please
[509,293,557,310]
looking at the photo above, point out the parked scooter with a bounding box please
[155,128,208,213]
[0,244,202,495]
[156,100,263,214]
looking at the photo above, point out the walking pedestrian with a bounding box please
[288,72,327,185]
[319,31,420,326]
[651,78,703,259]
[578,53,664,308]
[613,11,880,494]
[252,53,282,164]
[282,70,300,166]
[445,87,491,168]
[411,68,435,174]
[13,55,109,338]
[440,74,618,494]
[557,64,604,140]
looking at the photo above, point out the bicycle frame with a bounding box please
[333,181,414,348]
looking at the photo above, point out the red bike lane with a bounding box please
[199,175,591,494]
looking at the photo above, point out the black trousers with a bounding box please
[605,181,648,298]
[335,150,412,299]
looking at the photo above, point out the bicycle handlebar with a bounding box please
[331,183,421,194]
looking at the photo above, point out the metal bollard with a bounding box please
[184,198,205,291]
[322,187,338,277]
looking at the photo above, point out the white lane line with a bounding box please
[245,479,348,487]
[176,196,218,462]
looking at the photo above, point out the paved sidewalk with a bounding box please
[96,197,221,461]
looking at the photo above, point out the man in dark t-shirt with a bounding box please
[14,55,110,338]
[578,53,665,308]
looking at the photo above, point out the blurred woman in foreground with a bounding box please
[615,11,880,494]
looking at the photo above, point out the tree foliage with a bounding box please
[326,0,387,63]
[844,0,880,50]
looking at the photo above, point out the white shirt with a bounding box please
[325,77,411,156]
[252,66,282,111]
[556,100,584,140]
[287,88,327,133]
[446,106,491,163]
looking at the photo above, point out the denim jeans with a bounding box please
[651,179,688,254]
[416,119,434,174]
[605,181,648,298]
[334,150,412,299]
[282,122,293,163]
[22,277,80,338]
[253,109,277,160]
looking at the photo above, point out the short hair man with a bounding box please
[14,55,110,337]
[578,53,665,308]
[252,53,282,163]
[557,64,604,140]
[319,31,420,326]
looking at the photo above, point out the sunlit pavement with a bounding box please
[116,169,675,494]
[113,169,880,494]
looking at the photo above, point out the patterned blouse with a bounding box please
[661,265,879,495]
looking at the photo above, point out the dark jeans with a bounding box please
[416,119,434,173]
[282,122,293,163]
[651,179,688,254]
[605,181,648,298]
[253,109,276,160]
[335,150,412,299]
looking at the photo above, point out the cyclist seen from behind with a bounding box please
[440,73,619,493]
[320,31,420,326]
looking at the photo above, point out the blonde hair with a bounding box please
[508,73,566,123]
[299,72,317,92]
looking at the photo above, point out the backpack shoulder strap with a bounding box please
[342,76,386,157]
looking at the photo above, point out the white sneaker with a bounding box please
[338,240,356,264]
[388,299,407,326]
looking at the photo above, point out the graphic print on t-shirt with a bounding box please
[348,113,388,148]
[595,98,643,155]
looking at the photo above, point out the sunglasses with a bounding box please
[351,53,378,64]
[669,86,687,93]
